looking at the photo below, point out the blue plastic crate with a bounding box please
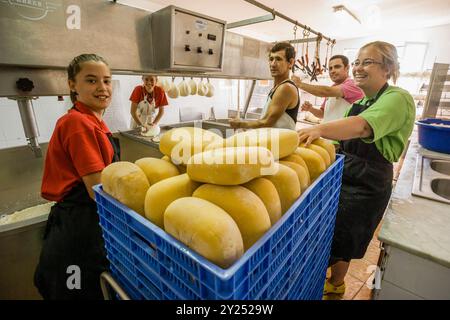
[94,154,344,300]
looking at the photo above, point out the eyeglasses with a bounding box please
[351,59,383,68]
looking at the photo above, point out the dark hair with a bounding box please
[68,54,109,103]
[329,55,349,67]
[270,42,296,62]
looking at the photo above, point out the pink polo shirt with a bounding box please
[321,77,364,110]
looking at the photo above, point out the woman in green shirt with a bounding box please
[297,41,415,299]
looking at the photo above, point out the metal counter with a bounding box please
[0,209,51,300]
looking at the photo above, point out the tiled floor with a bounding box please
[324,223,383,300]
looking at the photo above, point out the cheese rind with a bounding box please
[264,163,301,214]
[294,147,326,181]
[279,160,310,192]
[135,157,180,185]
[187,146,275,185]
[193,184,271,250]
[300,143,331,167]
[206,128,299,159]
[101,161,150,216]
[159,127,223,165]
[164,197,244,269]
[280,154,310,182]
[144,173,201,228]
[312,138,336,163]
[243,178,282,225]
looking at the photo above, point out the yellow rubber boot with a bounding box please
[323,279,345,299]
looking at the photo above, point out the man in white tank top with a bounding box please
[292,55,363,124]
[229,42,299,130]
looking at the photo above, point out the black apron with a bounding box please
[330,83,392,261]
[34,133,120,300]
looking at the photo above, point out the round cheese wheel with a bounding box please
[193,184,271,250]
[300,143,331,167]
[205,82,215,97]
[135,157,179,185]
[161,155,171,162]
[164,197,244,269]
[279,160,310,192]
[187,146,275,185]
[243,177,282,225]
[294,147,326,181]
[144,173,200,228]
[167,81,179,99]
[206,128,299,160]
[159,127,223,165]
[197,81,207,96]
[101,161,150,216]
[140,124,160,137]
[188,78,198,95]
[178,79,189,97]
[265,163,301,214]
[312,138,336,163]
[280,154,310,182]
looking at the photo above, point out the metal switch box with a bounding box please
[150,6,226,72]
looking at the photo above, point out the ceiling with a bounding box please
[118,0,450,42]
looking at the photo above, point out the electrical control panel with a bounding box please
[151,6,226,72]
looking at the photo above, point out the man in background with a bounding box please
[292,55,364,124]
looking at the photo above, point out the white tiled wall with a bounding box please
[0,96,71,149]
[0,75,249,150]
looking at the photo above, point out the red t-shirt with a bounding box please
[129,85,168,108]
[41,101,115,202]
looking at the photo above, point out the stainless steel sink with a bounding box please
[431,179,450,200]
[208,118,230,124]
[161,119,232,137]
[160,120,203,129]
[430,160,450,175]
[412,155,450,204]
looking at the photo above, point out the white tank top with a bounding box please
[322,97,352,123]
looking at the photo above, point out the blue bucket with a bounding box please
[416,118,450,154]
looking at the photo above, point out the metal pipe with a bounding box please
[243,79,257,119]
[227,13,275,29]
[16,98,42,158]
[278,37,319,44]
[243,0,335,43]
[100,272,130,300]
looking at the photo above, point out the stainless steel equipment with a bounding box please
[0,0,271,94]
[151,6,226,72]
[412,154,450,204]
[0,212,50,300]
[15,97,42,158]
[120,119,233,149]
[0,0,334,299]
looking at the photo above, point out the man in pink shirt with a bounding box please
[292,55,364,124]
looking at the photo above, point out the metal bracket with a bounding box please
[227,13,275,29]
[100,271,131,300]
[279,37,319,44]
[243,79,257,119]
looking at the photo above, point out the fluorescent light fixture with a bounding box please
[333,5,361,24]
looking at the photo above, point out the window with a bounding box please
[398,42,428,73]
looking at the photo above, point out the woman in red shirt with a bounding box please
[34,54,119,300]
[129,75,168,131]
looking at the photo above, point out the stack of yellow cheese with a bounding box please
[101,127,336,269]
